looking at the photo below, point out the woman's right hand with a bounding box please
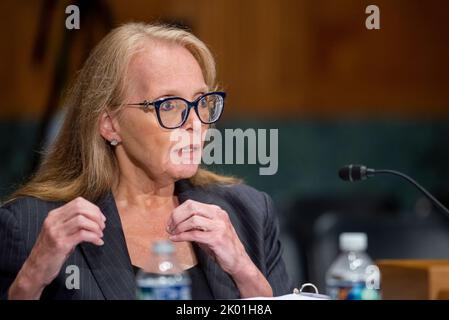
[8,197,106,300]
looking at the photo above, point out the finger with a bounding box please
[56,198,106,229]
[169,230,209,244]
[63,214,104,238]
[68,229,104,247]
[168,200,218,231]
[170,214,214,235]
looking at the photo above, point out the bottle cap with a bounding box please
[339,232,367,252]
[152,240,175,254]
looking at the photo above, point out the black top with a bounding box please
[133,264,214,300]
[186,264,214,300]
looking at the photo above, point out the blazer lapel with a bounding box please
[79,192,136,300]
[176,180,241,299]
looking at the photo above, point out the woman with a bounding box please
[0,23,292,300]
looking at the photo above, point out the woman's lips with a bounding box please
[175,144,200,152]
[174,144,201,153]
[172,144,201,163]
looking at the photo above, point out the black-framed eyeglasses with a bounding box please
[121,91,226,129]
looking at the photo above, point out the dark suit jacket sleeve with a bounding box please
[0,207,28,300]
[262,192,295,296]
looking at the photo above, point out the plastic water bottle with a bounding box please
[325,232,381,300]
[136,240,191,300]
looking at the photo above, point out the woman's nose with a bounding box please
[182,107,201,130]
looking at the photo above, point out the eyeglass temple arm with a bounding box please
[122,101,154,111]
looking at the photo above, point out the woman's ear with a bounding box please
[99,111,121,144]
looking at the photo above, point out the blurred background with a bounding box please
[1,0,449,292]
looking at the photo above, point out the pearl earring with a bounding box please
[110,139,119,146]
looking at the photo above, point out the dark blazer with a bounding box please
[0,180,293,300]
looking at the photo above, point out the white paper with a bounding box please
[243,293,329,300]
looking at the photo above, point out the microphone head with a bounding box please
[339,164,369,182]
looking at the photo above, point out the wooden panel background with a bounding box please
[0,0,448,119]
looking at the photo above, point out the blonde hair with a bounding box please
[11,22,239,203]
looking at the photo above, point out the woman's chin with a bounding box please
[170,163,199,180]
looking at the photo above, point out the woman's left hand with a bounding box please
[167,199,273,297]
[167,199,250,276]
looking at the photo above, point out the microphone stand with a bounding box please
[372,169,449,219]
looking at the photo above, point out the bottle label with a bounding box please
[137,284,191,300]
[327,281,380,300]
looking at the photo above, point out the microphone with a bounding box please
[339,164,449,218]
[338,164,375,182]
